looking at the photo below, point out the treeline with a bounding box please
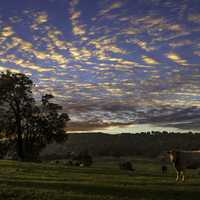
[57,132,200,158]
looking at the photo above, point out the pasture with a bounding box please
[0,158,199,200]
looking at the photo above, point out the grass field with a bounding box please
[0,158,200,200]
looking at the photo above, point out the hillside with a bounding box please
[40,132,200,159]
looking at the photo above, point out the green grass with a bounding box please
[0,158,200,200]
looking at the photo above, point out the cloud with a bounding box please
[133,39,156,52]
[98,1,123,16]
[188,14,200,23]
[194,51,200,57]
[169,40,193,48]
[1,26,14,37]
[165,53,188,65]
[0,0,199,131]
[70,11,81,21]
[69,0,87,38]
[0,66,20,73]
[31,11,48,30]
[141,106,200,130]
[142,56,160,65]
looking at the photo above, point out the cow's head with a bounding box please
[167,150,177,163]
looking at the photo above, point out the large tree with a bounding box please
[0,71,70,160]
[22,94,70,160]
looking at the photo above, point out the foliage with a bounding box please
[0,71,70,160]
[73,150,93,167]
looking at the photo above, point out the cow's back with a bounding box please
[178,151,200,169]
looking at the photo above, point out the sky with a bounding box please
[0,0,200,133]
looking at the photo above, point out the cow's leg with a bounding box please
[181,171,185,182]
[176,170,181,182]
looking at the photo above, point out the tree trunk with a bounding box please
[17,132,23,160]
[16,116,24,160]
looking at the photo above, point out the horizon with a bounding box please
[0,0,200,132]
[66,122,200,134]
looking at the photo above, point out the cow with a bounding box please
[159,154,169,175]
[119,161,135,172]
[167,150,200,182]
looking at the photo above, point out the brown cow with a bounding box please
[168,150,200,181]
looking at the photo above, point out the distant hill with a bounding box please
[40,132,200,159]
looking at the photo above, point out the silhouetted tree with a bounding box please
[0,71,70,160]
[22,94,70,160]
[0,71,34,159]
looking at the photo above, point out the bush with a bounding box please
[119,161,135,171]
[73,150,93,167]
